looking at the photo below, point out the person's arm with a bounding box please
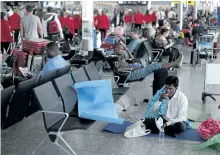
[37,17,43,38]
[144,87,166,117]
[55,15,64,39]
[166,95,188,126]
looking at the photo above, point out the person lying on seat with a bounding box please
[144,76,191,137]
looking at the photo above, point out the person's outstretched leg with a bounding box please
[128,53,183,80]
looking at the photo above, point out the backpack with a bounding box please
[47,15,59,36]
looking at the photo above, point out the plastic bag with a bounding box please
[197,117,220,140]
[124,119,151,138]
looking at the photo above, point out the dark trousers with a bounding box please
[143,118,186,137]
[1,42,10,54]
[13,29,20,45]
[163,48,180,62]
[134,24,142,30]
[64,33,73,41]
[99,29,107,42]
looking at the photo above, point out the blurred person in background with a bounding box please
[134,10,144,30]
[9,9,21,45]
[73,11,82,34]
[1,11,13,54]
[97,9,110,41]
[42,7,63,41]
[20,5,43,40]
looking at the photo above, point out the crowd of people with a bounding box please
[1,5,82,54]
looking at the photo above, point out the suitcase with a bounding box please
[27,55,44,75]
[153,68,177,95]
[190,49,199,66]
[12,49,29,76]
[23,38,50,54]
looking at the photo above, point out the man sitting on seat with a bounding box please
[110,27,183,81]
[127,29,142,54]
[144,76,191,137]
[40,42,69,75]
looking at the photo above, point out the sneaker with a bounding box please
[175,52,184,68]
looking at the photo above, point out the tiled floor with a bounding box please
[1,46,220,155]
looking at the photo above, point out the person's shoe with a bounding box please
[174,52,184,68]
[143,99,149,103]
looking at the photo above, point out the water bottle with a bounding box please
[159,128,165,143]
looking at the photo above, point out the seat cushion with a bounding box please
[112,87,129,95]
[49,116,95,132]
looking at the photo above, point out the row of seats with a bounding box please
[1,61,130,130]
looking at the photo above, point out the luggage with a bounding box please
[190,49,200,66]
[61,41,71,53]
[153,68,177,95]
[28,55,44,75]
[23,38,50,54]
[100,36,120,50]
[13,49,29,76]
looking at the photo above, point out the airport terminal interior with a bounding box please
[1,1,220,155]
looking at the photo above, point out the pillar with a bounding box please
[178,1,183,30]
[81,0,94,52]
[194,0,198,20]
[147,0,151,10]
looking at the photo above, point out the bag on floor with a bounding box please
[124,119,151,138]
[197,117,220,140]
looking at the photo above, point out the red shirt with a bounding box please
[73,15,82,29]
[94,15,99,27]
[1,19,13,42]
[59,17,67,28]
[66,17,75,35]
[134,13,144,24]
[124,14,133,24]
[144,14,152,23]
[9,12,21,30]
[97,14,110,29]
[151,12,157,22]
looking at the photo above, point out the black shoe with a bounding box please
[143,99,149,103]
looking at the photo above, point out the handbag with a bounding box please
[124,119,151,138]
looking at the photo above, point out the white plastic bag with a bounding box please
[124,119,151,138]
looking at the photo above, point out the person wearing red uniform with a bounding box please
[124,9,133,35]
[73,12,82,34]
[59,11,66,29]
[134,10,144,30]
[97,10,110,41]
[64,14,75,41]
[151,11,157,23]
[1,11,13,54]
[144,10,152,24]
[8,9,21,45]
[94,11,99,29]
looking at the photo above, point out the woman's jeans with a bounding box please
[128,63,161,81]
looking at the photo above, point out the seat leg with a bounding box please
[127,90,137,106]
[32,133,54,154]
[117,98,127,112]
[57,134,77,155]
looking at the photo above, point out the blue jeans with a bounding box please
[128,63,161,81]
